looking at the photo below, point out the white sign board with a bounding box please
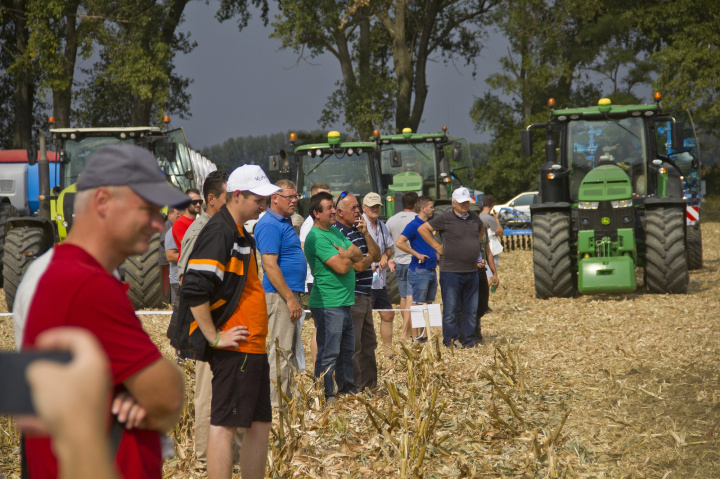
[410,304,443,328]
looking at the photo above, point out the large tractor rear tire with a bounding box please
[0,202,18,283]
[124,234,165,309]
[686,223,703,270]
[3,226,48,311]
[645,207,688,294]
[532,211,574,299]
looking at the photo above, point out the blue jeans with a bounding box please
[395,263,411,297]
[311,307,356,398]
[439,271,479,347]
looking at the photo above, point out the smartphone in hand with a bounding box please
[0,351,72,414]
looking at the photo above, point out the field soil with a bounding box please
[1,220,719,478]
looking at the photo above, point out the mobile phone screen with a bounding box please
[0,351,72,415]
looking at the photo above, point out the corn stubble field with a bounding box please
[2,210,720,478]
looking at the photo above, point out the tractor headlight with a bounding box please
[611,199,632,208]
[578,201,599,209]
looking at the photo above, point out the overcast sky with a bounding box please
[173,2,507,150]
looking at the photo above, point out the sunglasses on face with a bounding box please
[191,199,204,205]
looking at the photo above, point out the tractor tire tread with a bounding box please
[532,211,574,299]
[645,207,688,294]
[124,234,164,309]
[3,226,47,311]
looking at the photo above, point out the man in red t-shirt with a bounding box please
[172,187,202,257]
[15,145,190,478]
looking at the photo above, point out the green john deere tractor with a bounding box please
[521,93,688,298]
[3,124,211,311]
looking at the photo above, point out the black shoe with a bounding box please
[415,336,428,343]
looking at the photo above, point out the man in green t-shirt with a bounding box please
[304,191,364,401]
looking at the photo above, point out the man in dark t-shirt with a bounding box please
[418,187,483,348]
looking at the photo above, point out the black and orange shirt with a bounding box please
[181,206,267,356]
[219,226,268,354]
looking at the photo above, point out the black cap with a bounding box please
[77,144,191,208]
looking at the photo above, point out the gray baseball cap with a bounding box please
[77,144,191,208]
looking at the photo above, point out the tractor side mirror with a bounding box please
[27,143,38,166]
[165,140,177,160]
[390,149,402,167]
[268,150,290,173]
[521,130,533,157]
[268,154,280,171]
[453,142,462,163]
[671,122,684,151]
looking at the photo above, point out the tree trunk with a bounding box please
[355,16,374,139]
[408,0,441,132]
[51,0,81,128]
[13,77,34,149]
[378,2,413,133]
[11,0,33,148]
[131,96,153,126]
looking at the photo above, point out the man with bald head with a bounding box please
[334,192,381,391]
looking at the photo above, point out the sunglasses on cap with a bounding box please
[335,191,349,208]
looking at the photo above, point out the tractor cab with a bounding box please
[374,127,475,215]
[46,126,197,242]
[273,131,380,218]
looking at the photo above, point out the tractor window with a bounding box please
[444,139,474,191]
[566,118,648,199]
[63,137,134,186]
[301,150,374,198]
[379,142,436,197]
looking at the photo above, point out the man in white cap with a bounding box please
[174,164,280,479]
[418,187,484,348]
[17,144,189,478]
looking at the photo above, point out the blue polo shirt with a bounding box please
[401,216,437,270]
[255,208,307,293]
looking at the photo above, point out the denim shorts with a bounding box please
[395,263,411,297]
[409,268,437,304]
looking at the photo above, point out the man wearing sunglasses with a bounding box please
[172,188,202,258]
[334,192,381,392]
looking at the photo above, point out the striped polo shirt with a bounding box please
[334,221,372,295]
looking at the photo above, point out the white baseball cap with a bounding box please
[451,187,472,203]
[226,164,281,196]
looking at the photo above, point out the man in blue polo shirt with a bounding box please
[255,179,307,407]
[395,195,437,342]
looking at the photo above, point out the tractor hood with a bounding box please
[578,165,632,201]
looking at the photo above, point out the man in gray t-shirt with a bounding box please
[386,192,418,341]
[418,187,483,348]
